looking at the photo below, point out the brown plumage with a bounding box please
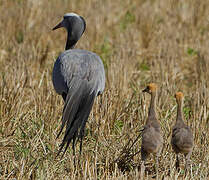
[140,83,163,178]
[171,92,194,171]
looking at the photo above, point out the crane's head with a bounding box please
[52,13,86,49]
[53,13,86,31]
[142,83,157,94]
[175,92,184,102]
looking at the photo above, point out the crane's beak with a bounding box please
[142,87,149,93]
[52,21,64,30]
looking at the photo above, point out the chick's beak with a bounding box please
[142,87,149,93]
[52,21,64,30]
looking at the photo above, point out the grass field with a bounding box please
[0,0,209,179]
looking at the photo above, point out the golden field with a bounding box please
[0,0,208,179]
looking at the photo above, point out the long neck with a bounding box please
[148,92,156,119]
[65,32,77,50]
[176,99,184,123]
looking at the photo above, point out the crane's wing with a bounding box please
[52,49,105,157]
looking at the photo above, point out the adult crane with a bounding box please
[52,13,105,157]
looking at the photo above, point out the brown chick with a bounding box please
[141,83,163,179]
[171,92,194,172]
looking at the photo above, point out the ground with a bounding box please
[0,0,208,179]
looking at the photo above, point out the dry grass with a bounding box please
[0,0,209,179]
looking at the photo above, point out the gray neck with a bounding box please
[176,99,184,123]
[65,32,77,50]
[148,92,156,119]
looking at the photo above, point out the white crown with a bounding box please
[64,13,79,18]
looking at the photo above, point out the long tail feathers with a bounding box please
[56,79,97,157]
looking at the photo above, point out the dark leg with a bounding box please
[141,148,148,180]
[175,154,180,170]
[156,146,162,177]
[185,151,192,174]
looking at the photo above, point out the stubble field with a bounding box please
[0,0,208,179]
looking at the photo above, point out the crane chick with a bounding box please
[171,92,193,172]
[141,83,163,178]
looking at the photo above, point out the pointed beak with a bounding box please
[52,21,64,30]
[142,87,149,93]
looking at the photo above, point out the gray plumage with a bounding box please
[171,92,193,171]
[52,13,105,156]
[141,83,163,179]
